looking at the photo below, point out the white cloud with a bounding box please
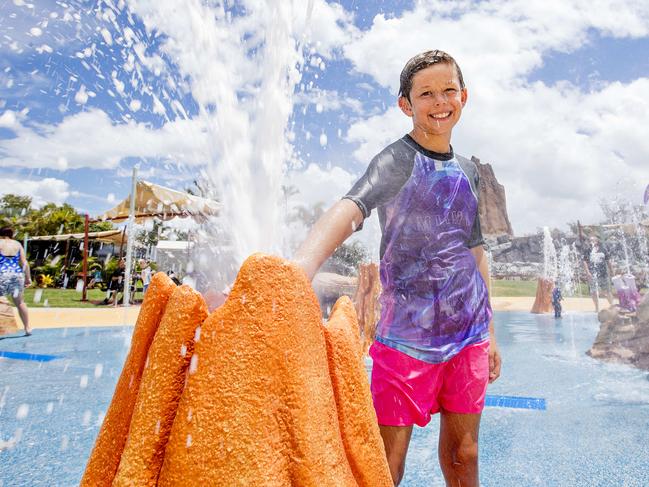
[0,176,70,207]
[297,0,356,59]
[287,163,356,208]
[341,0,649,234]
[346,105,410,163]
[344,1,649,92]
[0,108,210,170]
[0,110,19,129]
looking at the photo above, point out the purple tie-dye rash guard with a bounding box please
[344,135,492,363]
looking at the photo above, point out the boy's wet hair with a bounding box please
[399,50,465,100]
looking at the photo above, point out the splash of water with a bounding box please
[542,226,557,282]
[558,242,576,296]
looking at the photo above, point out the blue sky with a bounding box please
[1,0,649,249]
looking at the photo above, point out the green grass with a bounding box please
[10,280,589,307]
[14,288,145,308]
[491,279,590,298]
[491,279,537,297]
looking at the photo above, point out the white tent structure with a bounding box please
[29,229,125,245]
[86,169,220,306]
[97,179,220,223]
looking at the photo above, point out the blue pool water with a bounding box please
[1,312,648,486]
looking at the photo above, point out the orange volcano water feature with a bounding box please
[82,254,391,486]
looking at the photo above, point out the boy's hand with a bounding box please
[488,331,501,383]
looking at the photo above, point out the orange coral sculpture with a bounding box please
[81,272,176,487]
[83,254,391,486]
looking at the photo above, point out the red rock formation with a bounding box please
[0,296,18,335]
[531,278,554,314]
[472,156,513,237]
[353,263,382,352]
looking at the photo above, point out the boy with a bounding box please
[293,50,501,486]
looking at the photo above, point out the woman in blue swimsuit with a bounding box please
[0,227,32,335]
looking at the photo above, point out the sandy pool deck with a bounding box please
[5,296,597,330]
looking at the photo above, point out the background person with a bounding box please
[582,235,614,312]
[0,226,32,335]
[140,259,152,294]
[103,258,126,305]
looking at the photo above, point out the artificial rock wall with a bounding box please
[81,254,391,487]
[473,156,513,238]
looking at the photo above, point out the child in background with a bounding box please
[552,282,563,318]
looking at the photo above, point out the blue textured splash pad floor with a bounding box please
[1,312,649,486]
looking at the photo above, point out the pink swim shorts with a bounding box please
[369,340,490,427]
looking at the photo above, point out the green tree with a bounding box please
[89,220,115,232]
[135,220,163,252]
[25,203,84,237]
[0,194,34,238]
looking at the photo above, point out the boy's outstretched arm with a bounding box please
[471,245,502,383]
[292,199,364,281]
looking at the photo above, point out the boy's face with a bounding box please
[398,62,467,141]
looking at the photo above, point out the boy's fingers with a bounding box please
[489,351,501,383]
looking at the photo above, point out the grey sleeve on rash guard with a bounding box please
[457,155,486,248]
[342,140,414,225]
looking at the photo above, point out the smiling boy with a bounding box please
[293,50,501,486]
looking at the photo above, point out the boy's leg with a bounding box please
[379,424,413,486]
[438,411,481,487]
[437,340,490,487]
[370,341,444,486]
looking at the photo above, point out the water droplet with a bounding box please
[94,364,103,379]
[319,133,327,147]
[82,410,92,426]
[194,326,201,342]
[186,434,192,447]
[79,375,88,389]
[16,404,29,420]
[74,85,88,105]
[180,344,187,357]
[60,435,69,451]
[100,28,113,45]
[46,403,54,414]
[189,354,198,374]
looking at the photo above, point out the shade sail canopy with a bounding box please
[97,180,220,223]
[29,230,125,245]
